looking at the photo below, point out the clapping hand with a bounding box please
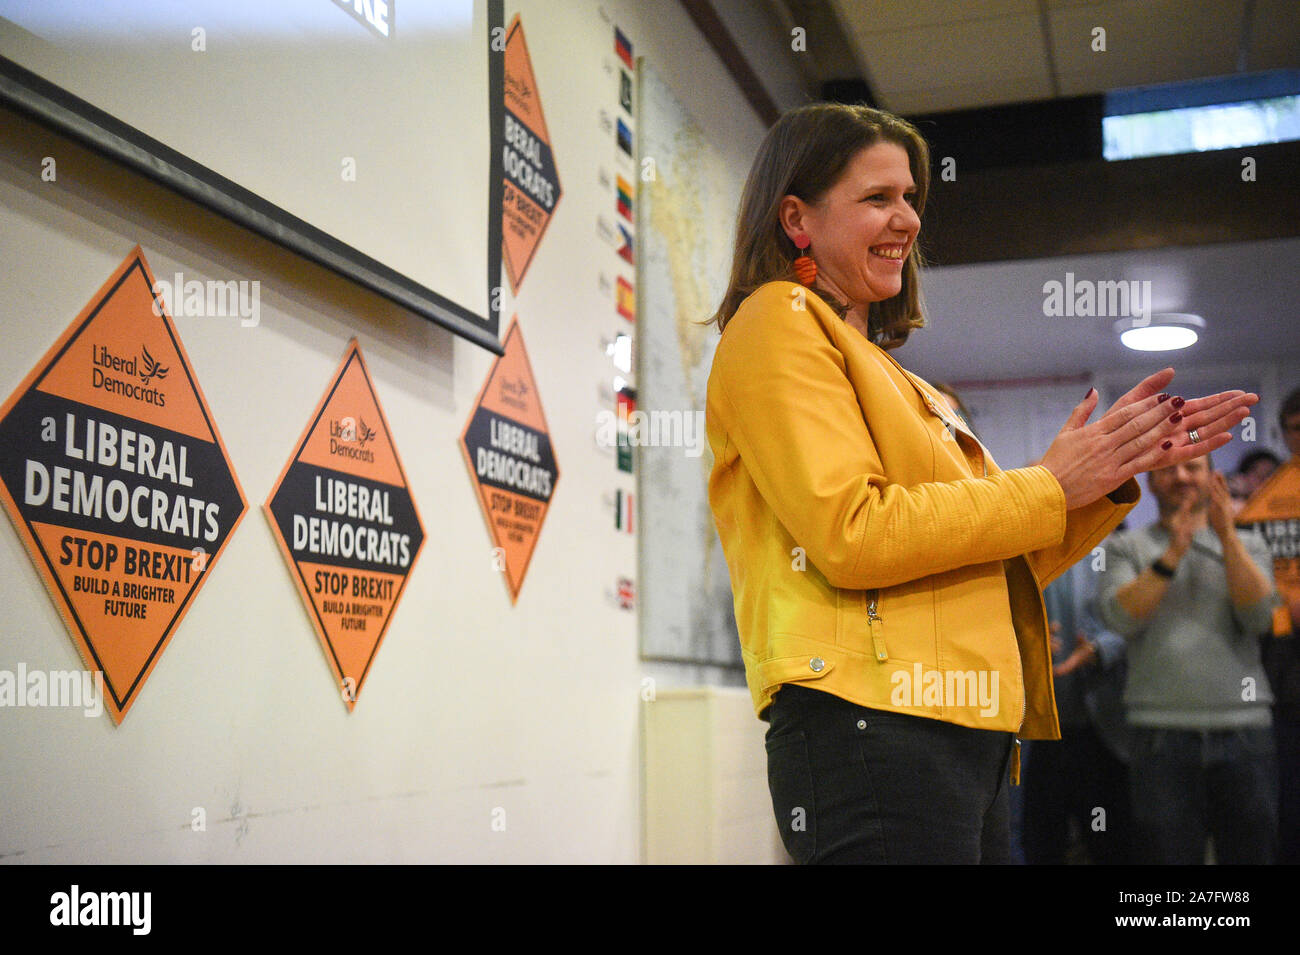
[1035,368,1258,511]
[1164,494,1198,554]
[1053,630,1099,678]
[1207,470,1236,541]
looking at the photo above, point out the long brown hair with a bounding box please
[704,103,930,348]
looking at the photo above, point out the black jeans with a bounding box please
[1128,725,1277,864]
[765,682,1015,864]
[1277,716,1300,864]
[1022,723,1132,864]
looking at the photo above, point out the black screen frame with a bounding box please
[0,0,505,355]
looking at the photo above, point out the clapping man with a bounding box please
[1099,455,1279,864]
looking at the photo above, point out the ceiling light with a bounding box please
[1114,313,1205,351]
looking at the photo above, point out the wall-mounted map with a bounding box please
[637,63,742,667]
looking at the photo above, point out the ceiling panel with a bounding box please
[825,0,1297,114]
[884,73,1055,114]
[842,12,1053,112]
[1250,0,1300,71]
[1050,0,1244,96]
[834,0,1038,34]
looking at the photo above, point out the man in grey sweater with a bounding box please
[1099,453,1279,864]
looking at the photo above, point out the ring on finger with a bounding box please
[1188,428,1201,443]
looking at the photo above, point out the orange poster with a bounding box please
[502,13,562,293]
[1238,457,1300,635]
[264,340,425,710]
[0,247,247,723]
[460,317,558,603]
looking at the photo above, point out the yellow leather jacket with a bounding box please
[705,282,1139,739]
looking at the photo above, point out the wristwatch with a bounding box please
[1150,558,1177,579]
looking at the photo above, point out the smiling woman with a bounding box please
[703,101,1260,864]
[776,142,921,315]
[706,104,929,348]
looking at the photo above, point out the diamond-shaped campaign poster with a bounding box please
[502,12,562,293]
[461,317,558,604]
[0,247,247,724]
[1237,460,1300,637]
[265,340,425,711]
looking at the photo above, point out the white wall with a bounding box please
[0,0,769,864]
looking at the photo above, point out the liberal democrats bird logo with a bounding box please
[357,418,377,446]
[139,345,169,385]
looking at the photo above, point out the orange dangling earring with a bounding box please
[793,235,817,286]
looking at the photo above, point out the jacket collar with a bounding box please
[805,282,985,449]
[869,341,983,447]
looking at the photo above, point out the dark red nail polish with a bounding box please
[1171,396,1185,409]
[1162,440,1173,450]
[1169,412,1183,424]
[1083,387,1095,400]
[1157,393,1170,403]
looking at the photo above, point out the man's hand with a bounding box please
[1165,496,1198,556]
[1208,470,1236,541]
[1053,631,1099,677]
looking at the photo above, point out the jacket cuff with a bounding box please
[1009,465,1068,546]
[1106,477,1141,505]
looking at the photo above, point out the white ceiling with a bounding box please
[827,0,1300,114]
[900,235,1300,381]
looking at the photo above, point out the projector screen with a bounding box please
[0,0,503,352]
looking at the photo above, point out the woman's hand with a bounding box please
[1034,368,1258,511]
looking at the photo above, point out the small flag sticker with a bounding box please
[616,277,635,322]
[615,488,634,533]
[615,27,633,69]
[617,224,634,265]
[616,175,634,222]
[619,69,633,115]
[617,575,635,610]
[616,389,635,474]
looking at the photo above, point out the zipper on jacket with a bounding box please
[1016,650,1026,730]
[933,394,987,478]
[867,590,887,661]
